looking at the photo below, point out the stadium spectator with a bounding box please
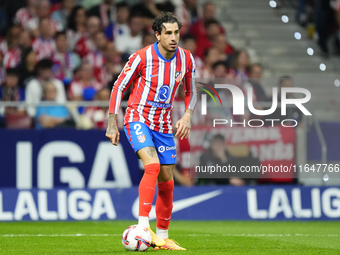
[14,0,37,29]
[32,18,57,60]
[51,31,80,83]
[84,31,107,84]
[184,0,199,22]
[0,68,25,118]
[74,16,101,58]
[314,0,334,56]
[25,58,67,117]
[51,0,75,30]
[84,88,111,129]
[181,34,203,78]
[66,5,87,50]
[212,60,228,78]
[213,34,234,67]
[1,25,22,69]
[130,0,161,20]
[197,134,246,186]
[25,0,62,37]
[102,42,121,84]
[269,76,303,124]
[242,63,268,121]
[243,63,267,103]
[104,2,130,42]
[189,2,225,42]
[68,61,103,101]
[87,0,116,29]
[227,49,250,87]
[0,52,5,84]
[174,0,198,36]
[195,19,223,59]
[35,81,72,129]
[115,14,144,55]
[18,31,32,51]
[201,47,222,78]
[142,32,157,48]
[18,48,37,88]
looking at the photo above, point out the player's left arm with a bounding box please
[175,53,197,140]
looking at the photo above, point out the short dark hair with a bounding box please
[55,31,67,39]
[116,1,129,10]
[6,67,19,77]
[36,58,53,70]
[250,63,263,72]
[212,134,225,142]
[203,46,217,58]
[278,75,292,86]
[182,34,196,43]
[152,12,182,35]
[212,60,227,70]
[204,19,220,28]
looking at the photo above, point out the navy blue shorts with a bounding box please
[124,122,177,165]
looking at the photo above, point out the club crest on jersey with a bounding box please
[137,134,146,143]
[175,71,182,82]
[124,65,132,74]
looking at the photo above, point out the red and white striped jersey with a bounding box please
[84,51,108,85]
[0,40,22,68]
[3,48,21,68]
[68,79,103,100]
[74,37,95,58]
[32,37,56,60]
[109,42,197,134]
[14,8,35,28]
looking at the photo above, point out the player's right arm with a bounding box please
[106,52,142,146]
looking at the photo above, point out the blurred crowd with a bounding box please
[0,0,268,130]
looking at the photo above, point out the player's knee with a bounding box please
[159,164,175,182]
[138,146,160,165]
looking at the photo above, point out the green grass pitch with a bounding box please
[0,221,339,254]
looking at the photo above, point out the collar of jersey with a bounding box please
[153,42,177,62]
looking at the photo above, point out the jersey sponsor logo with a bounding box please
[124,65,131,74]
[158,84,170,102]
[158,146,175,154]
[147,101,172,108]
[172,154,176,158]
[150,74,158,78]
[137,134,146,143]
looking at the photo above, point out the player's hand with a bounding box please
[106,114,120,146]
[175,111,191,140]
[106,127,120,146]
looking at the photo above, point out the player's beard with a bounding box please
[167,43,177,52]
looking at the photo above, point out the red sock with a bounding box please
[156,180,174,230]
[139,163,160,217]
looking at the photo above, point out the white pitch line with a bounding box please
[1,233,339,238]
[1,234,121,237]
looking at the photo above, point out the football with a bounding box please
[121,225,152,252]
